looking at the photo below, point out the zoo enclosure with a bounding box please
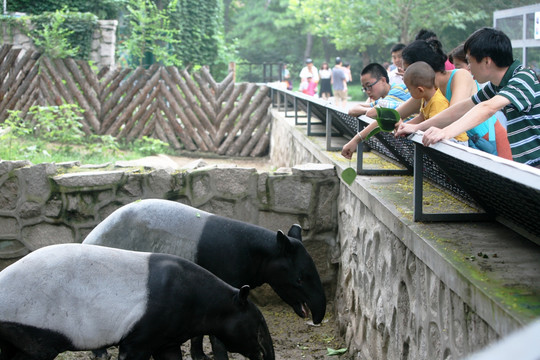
[0,44,272,157]
[268,85,540,245]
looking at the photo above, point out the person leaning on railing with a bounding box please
[395,27,540,168]
[341,63,411,159]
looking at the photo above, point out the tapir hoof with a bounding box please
[90,349,111,360]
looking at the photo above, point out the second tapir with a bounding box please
[83,198,326,359]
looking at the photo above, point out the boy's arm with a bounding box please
[349,104,372,117]
[395,97,474,137]
[341,121,379,159]
[395,97,422,119]
[422,95,510,146]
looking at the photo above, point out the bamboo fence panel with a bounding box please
[0,44,271,156]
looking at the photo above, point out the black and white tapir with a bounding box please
[83,199,326,359]
[0,243,274,360]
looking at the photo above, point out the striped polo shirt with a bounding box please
[472,60,540,166]
[370,83,411,109]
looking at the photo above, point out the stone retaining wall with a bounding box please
[268,109,530,359]
[0,160,339,300]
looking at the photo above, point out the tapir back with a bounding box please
[0,244,150,349]
[84,200,212,262]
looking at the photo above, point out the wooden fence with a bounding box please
[0,44,272,157]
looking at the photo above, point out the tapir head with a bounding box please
[218,286,275,360]
[265,225,326,324]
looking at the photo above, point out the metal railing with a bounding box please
[268,84,540,245]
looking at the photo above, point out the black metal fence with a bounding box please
[236,62,285,83]
[268,84,540,245]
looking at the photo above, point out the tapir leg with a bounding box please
[90,348,110,360]
[152,343,183,360]
[117,345,151,360]
[209,336,229,360]
[0,340,17,360]
[190,336,210,360]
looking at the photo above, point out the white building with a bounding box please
[494,4,540,74]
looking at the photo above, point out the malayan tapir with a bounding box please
[83,198,326,360]
[0,243,274,360]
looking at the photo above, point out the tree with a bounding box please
[288,0,540,67]
[121,0,181,67]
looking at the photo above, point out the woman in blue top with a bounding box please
[394,39,511,159]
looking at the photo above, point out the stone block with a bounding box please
[257,210,301,233]
[19,201,41,219]
[189,171,213,206]
[144,169,173,197]
[0,177,19,210]
[53,170,124,189]
[19,163,56,202]
[21,223,74,250]
[43,198,62,218]
[120,174,143,198]
[210,166,257,198]
[292,163,336,178]
[0,160,30,177]
[0,216,18,236]
[269,176,312,212]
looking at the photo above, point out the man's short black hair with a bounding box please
[391,43,406,53]
[463,27,513,68]
[361,63,389,83]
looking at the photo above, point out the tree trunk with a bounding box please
[304,32,313,60]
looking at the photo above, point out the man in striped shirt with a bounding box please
[417,27,540,167]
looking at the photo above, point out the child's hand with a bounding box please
[395,122,417,138]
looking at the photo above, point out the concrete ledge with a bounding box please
[270,107,540,357]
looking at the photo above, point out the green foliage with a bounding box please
[0,104,173,164]
[170,0,221,68]
[27,103,85,146]
[130,136,170,156]
[121,0,181,67]
[7,0,124,19]
[0,8,98,59]
[287,0,540,65]
[225,0,305,65]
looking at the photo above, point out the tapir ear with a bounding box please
[287,224,302,241]
[236,285,250,307]
[277,230,293,253]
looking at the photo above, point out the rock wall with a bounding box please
[0,160,339,302]
[335,190,498,359]
[268,110,506,359]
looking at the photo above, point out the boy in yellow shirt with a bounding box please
[403,61,468,144]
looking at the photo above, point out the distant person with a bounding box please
[299,58,319,93]
[447,44,468,70]
[318,62,333,100]
[343,62,352,83]
[332,57,348,109]
[341,63,410,159]
[302,74,318,96]
[282,64,292,90]
[398,27,540,167]
[388,43,406,85]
